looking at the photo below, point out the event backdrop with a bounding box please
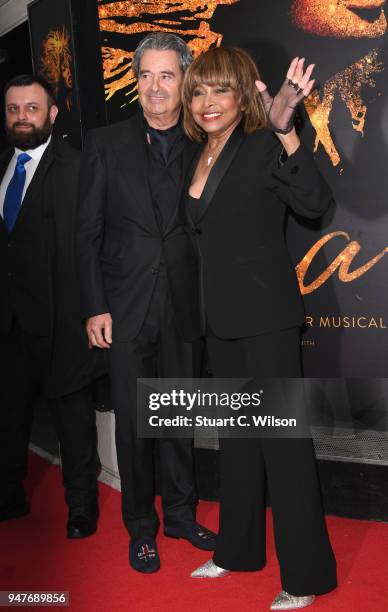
[28,0,106,148]
[96,0,388,378]
[28,0,81,145]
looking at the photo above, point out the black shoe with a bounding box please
[164,522,217,551]
[0,483,30,521]
[129,536,160,573]
[67,514,97,539]
[0,497,30,521]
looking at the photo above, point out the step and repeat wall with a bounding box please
[96,0,388,461]
[95,0,388,378]
[28,1,388,466]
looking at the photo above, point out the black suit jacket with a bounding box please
[0,138,105,398]
[180,126,334,339]
[0,143,54,336]
[77,111,201,342]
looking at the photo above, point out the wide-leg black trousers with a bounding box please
[207,327,337,596]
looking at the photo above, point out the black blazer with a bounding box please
[180,126,334,339]
[0,144,52,336]
[0,138,105,398]
[77,111,201,342]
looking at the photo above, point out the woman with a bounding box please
[181,47,337,610]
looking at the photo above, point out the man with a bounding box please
[77,33,215,573]
[0,75,104,538]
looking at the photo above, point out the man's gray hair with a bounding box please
[132,32,193,77]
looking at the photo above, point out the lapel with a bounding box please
[0,148,13,180]
[0,149,14,234]
[116,112,159,234]
[163,137,199,235]
[12,140,55,231]
[187,124,245,225]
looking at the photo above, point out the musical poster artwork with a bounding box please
[95,1,388,376]
[28,0,82,147]
[286,0,388,376]
[39,26,73,112]
[98,0,239,119]
[290,0,386,169]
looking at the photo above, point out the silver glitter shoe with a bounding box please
[270,591,315,610]
[190,559,230,578]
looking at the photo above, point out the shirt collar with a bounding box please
[143,115,184,164]
[15,135,52,161]
[143,114,183,138]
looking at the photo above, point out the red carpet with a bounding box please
[0,452,387,612]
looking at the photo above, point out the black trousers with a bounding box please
[0,322,99,512]
[108,272,198,540]
[207,327,337,596]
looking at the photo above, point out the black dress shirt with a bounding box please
[145,119,185,232]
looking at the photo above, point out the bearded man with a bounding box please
[0,75,104,537]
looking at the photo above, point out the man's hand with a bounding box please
[255,57,315,133]
[86,313,113,349]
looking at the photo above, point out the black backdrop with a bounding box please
[96,0,388,378]
[28,0,106,149]
[20,1,388,510]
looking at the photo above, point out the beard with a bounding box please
[6,113,53,150]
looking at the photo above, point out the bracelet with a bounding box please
[268,100,297,135]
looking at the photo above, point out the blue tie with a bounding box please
[3,152,32,232]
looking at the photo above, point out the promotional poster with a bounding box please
[28,0,82,146]
[97,0,388,377]
[1,3,385,610]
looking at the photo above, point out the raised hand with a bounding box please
[255,57,315,134]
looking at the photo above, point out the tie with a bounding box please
[3,152,32,232]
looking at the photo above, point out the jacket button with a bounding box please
[151,267,158,275]
[192,227,202,235]
[290,165,299,174]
